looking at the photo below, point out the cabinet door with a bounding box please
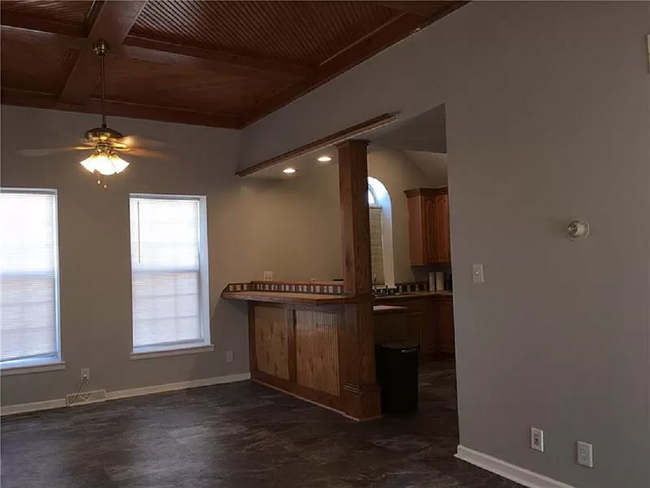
[424,196,439,263]
[419,300,437,354]
[435,299,455,355]
[435,194,451,263]
[407,194,426,265]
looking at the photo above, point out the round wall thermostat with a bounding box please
[567,220,590,241]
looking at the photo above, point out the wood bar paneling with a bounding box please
[295,309,340,396]
[253,306,292,380]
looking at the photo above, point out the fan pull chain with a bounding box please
[96,172,108,189]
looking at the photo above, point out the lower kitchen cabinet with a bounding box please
[375,295,454,356]
[434,298,455,355]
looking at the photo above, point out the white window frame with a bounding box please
[0,188,64,373]
[129,194,211,359]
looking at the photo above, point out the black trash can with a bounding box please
[375,340,420,414]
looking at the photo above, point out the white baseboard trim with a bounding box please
[455,445,576,488]
[1,372,251,417]
[0,398,67,416]
[106,373,251,400]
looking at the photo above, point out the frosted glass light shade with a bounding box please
[80,153,129,175]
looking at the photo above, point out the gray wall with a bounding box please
[0,106,341,406]
[240,3,650,488]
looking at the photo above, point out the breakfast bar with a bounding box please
[222,280,374,417]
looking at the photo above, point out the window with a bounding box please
[367,177,395,287]
[0,189,61,369]
[129,195,210,355]
[368,185,385,285]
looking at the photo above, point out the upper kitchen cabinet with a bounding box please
[405,188,451,265]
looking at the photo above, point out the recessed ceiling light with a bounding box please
[317,156,332,162]
[283,168,296,174]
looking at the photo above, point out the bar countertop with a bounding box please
[221,290,364,305]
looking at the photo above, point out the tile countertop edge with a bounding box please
[221,291,366,305]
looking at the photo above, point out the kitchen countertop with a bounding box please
[374,291,452,303]
[372,305,409,314]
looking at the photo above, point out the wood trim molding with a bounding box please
[236,112,398,177]
[1,88,241,129]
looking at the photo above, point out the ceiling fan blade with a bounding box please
[116,135,167,149]
[119,148,170,159]
[18,146,94,157]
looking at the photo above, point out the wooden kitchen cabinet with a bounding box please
[435,298,455,355]
[405,188,451,265]
[374,295,454,357]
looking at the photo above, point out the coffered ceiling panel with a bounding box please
[0,1,466,129]
[1,31,75,94]
[99,56,297,115]
[0,0,94,26]
[131,1,399,66]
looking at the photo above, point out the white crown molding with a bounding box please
[455,445,577,488]
[1,372,251,417]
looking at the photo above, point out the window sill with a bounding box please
[130,344,214,361]
[1,360,65,376]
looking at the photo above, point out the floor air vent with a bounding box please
[66,389,107,407]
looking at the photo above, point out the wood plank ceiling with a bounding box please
[1,1,465,129]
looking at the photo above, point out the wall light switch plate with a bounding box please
[530,427,544,452]
[263,271,273,281]
[577,441,593,468]
[225,351,234,363]
[472,264,485,283]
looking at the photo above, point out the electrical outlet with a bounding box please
[530,427,544,452]
[472,264,485,283]
[225,351,234,363]
[81,368,90,382]
[577,441,593,468]
[263,271,273,281]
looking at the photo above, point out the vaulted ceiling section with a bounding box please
[1,1,465,129]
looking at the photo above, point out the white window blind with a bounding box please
[369,206,385,286]
[130,195,209,352]
[0,189,60,367]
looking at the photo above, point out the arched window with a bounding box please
[367,177,394,287]
[367,188,377,206]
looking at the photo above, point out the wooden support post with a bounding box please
[337,140,381,420]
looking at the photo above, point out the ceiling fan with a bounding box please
[19,39,167,187]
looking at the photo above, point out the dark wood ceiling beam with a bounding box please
[239,2,465,128]
[59,1,147,104]
[2,88,240,129]
[0,12,86,49]
[122,36,313,79]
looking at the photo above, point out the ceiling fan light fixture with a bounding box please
[80,151,129,176]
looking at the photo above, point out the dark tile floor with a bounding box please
[1,359,522,487]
